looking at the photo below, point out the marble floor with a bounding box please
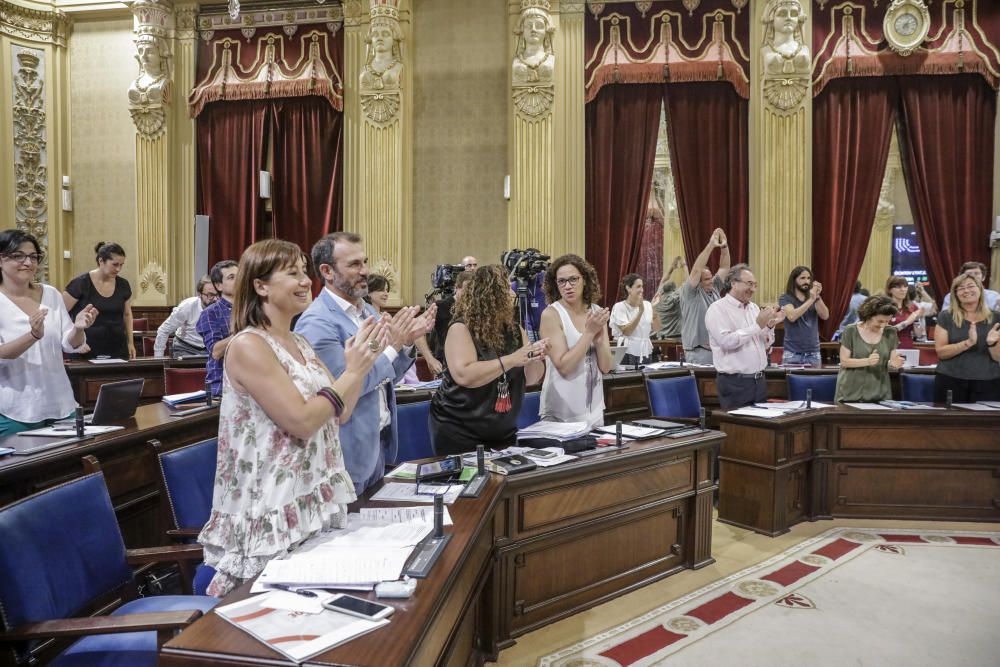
[491,515,999,665]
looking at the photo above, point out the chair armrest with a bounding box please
[166,528,202,541]
[0,610,203,642]
[126,543,204,565]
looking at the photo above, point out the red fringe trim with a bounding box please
[585,62,750,102]
[813,53,999,97]
[189,77,342,117]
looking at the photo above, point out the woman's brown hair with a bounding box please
[452,264,518,353]
[884,275,913,310]
[231,239,307,333]
[542,254,603,306]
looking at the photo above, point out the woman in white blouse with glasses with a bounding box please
[0,229,96,436]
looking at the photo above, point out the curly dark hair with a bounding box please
[857,294,898,322]
[542,254,602,306]
[452,264,519,353]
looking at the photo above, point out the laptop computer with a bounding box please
[610,346,630,369]
[86,378,145,424]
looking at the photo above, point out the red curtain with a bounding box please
[585,84,663,304]
[812,77,897,340]
[272,97,344,254]
[663,82,749,272]
[897,74,996,301]
[197,100,269,266]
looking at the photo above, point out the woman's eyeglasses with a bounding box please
[556,276,581,287]
[2,252,44,264]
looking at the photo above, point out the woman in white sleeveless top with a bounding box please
[538,255,615,428]
[199,239,387,597]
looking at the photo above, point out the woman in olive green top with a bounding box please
[835,295,905,402]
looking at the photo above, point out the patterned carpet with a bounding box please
[539,527,1000,667]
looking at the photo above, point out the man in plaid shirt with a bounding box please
[196,260,238,396]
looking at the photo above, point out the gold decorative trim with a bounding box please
[198,4,343,31]
[0,1,70,47]
[12,46,49,282]
[883,0,930,58]
[139,260,168,296]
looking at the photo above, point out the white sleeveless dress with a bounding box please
[199,328,356,596]
[540,302,605,429]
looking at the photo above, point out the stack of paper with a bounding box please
[162,390,208,407]
[593,424,666,439]
[370,482,464,504]
[727,407,788,419]
[753,401,834,410]
[517,420,590,441]
[953,402,1000,411]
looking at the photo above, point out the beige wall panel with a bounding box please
[68,17,136,285]
[412,0,507,300]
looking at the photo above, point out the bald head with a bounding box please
[462,256,477,271]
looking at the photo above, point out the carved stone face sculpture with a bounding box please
[370,22,394,57]
[772,3,801,37]
[522,15,546,47]
[137,41,163,77]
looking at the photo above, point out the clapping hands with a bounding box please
[74,304,98,331]
[584,308,610,340]
[756,305,784,329]
[29,307,48,340]
[987,323,1000,348]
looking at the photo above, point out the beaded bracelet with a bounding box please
[317,386,344,416]
[30,330,42,341]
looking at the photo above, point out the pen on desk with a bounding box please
[265,583,317,598]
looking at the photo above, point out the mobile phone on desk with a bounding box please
[524,448,558,459]
[322,594,394,620]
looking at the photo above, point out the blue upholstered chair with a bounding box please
[0,460,216,667]
[900,372,935,402]
[786,373,838,402]
[645,373,701,419]
[394,400,435,463]
[151,438,218,596]
[517,391,542,429]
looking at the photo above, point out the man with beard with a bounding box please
[296,232,435,493]
[779,266,828,367]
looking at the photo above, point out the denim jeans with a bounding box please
[782,350,821,368]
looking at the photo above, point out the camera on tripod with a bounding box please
[426,263,466,301]
[501,249,550,340]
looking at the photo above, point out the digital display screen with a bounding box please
[891,226,928,284]
[418,456,461,480]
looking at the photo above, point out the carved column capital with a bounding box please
[513,0,555,120]
[760,0,810,115]
[0,1,70,47]
[128,0,175,140]
[174,3,198,40]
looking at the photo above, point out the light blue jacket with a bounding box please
[294,290,412,490]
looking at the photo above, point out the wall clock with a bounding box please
[883,0,930,57]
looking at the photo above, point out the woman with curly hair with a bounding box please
[538,254,614,428]
[429,265,548,455]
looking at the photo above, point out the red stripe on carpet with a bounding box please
[878,534,927,543]
[762,561,820,586]
[686,591,754,625]
[811,538,861,560]
[950,536,999,546]
[598,625,686,666]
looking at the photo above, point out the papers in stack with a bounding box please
[256,516,432,590]
[18,424,124,437]
[844,402,892,410]
[753,401,834,411]
[517,420,590,442]
[879,400,944,410]
[727,407,788,419]
[87,357,128,364]
[370,481,464,504]
[214,592,389,663]
[360,505,453,526]
[593,424,666,439]
[954,402,1000,411]
[162,390,208,407]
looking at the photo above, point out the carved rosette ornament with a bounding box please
[128,0,173,140]
[760,0,811,115]
[512,0,555,121]
[11,47,49,281]
[360,0,402,127]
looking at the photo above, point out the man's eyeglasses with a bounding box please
[556,276,582,287]
[733,279,757,288]
[200,291,219,302]
[2,252,44,264]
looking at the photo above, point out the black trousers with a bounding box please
[716,373,768,411]
[933,373,1000,404]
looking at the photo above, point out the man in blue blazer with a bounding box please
[296,232,435,494]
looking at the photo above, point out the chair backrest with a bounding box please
[645,374,701,419]
[517,391,541,429]
[142,336,156,357]
[132,317,149,332]
[900,372,935,402]
[164,367,207,394]
[786,373,838,402]
[769,347,783,364]
[0,473,133,630]
[155,438,218,530]
[918,347,938,366]
[394,400,434,464]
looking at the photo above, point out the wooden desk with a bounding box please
[65,357,206,407]
[715,405,1000,536]
[160,431,722,665]
[0,403,218,548]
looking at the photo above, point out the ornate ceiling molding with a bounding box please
[0,1,71,47]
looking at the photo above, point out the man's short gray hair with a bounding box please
[724,263,753,292]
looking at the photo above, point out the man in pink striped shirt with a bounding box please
[705,264,784,410]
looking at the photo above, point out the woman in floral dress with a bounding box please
[199,239,388,597]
